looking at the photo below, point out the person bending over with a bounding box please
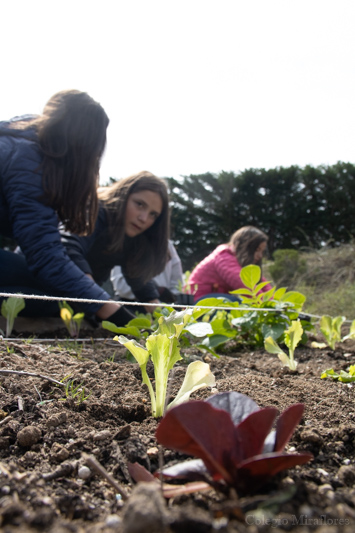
[60,171,170,315]
[0,90,134,326]
[188,226,272,303]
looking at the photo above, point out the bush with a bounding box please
[268,249,307,287]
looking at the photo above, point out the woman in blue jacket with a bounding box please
[0,90,136,326]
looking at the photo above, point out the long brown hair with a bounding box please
[98,171,170,281]
[229,226,268,267]
[8,90,109,235]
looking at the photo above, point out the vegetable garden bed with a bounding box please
[0,322,355,533]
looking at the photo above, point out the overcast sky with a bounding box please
[1,0,355,183]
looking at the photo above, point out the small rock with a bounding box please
[50,442,70,462]
[1,485,10,495]
[300,429,323,445]
[93,430,111,441]
[78,466,91,480]
[114,425,131,440]
[317,468,329,477]
[17,426,41,447]
[318,483,333,494]
[46,412,68,428]
[122,482,170,533]
[337,464,355,486]
[0,436,11,449]
[106,514,122,528]
[147,447,159,458]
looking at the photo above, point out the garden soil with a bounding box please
[0,319,355,533]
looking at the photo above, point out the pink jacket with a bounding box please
[188,244,273,301]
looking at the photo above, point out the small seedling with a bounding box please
[1,297,25,337]
[59,301,85,338]
[319,315,345,350]
[62,379,91,404]
[343,319,355,341]
[264,320,303,371]
[115,308,214,417]
[321,364,355,383]
[102,316,152,339]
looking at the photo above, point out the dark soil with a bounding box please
[1,322,355,533]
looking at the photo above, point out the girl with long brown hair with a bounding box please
[188,226,272,302]
[60,171,170,313]
[0,90,137,325]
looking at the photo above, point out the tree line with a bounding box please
[166,162,355,271]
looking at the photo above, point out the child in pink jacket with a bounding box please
[188,226,272,302]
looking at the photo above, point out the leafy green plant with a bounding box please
[102,316,152,339]
[198,265,309,352]
[1,297,25,337]
[318,315,345,350]
[321,365,355,383]
[115,308,214,417]
[343,319,355,341]
[264,320,303,371]
[59,301,85,338]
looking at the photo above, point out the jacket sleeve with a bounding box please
[1,137,110,313]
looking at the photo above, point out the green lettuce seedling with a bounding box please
[319,315,345,350]
[342,319,355,342]
[102,316,152,339]
[264,320,303,371]
[115,308,214,417]
[167,360,216,410]
[321,365,355,383]
[59,301,85,338]
[1,297,25,337]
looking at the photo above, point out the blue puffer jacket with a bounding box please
[0,118,110,313]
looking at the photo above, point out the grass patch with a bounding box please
[265,244,355,320]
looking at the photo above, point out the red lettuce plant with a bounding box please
[155,392,313,493]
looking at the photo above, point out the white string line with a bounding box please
[0,290,327,320]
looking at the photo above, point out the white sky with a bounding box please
[1,0,355,183]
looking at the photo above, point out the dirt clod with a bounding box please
[122,482,170,533]
[17,425,41,447]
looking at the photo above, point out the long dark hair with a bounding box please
[98,171,170,282]
[229,226,268,267]
[7,90,109,235]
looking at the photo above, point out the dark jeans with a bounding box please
[0,249,61,317]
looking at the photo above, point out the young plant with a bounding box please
[115,308,214,417]
[102,316,153,339]
[1,297,25,337]
[59,301,85,338]
[342,319,355,341]
[319,314,345,350]
[63,380,91,404]
[197,265,309,353]
[264,320,303,371]
[155,391,312,494]
[321,364,355,383]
